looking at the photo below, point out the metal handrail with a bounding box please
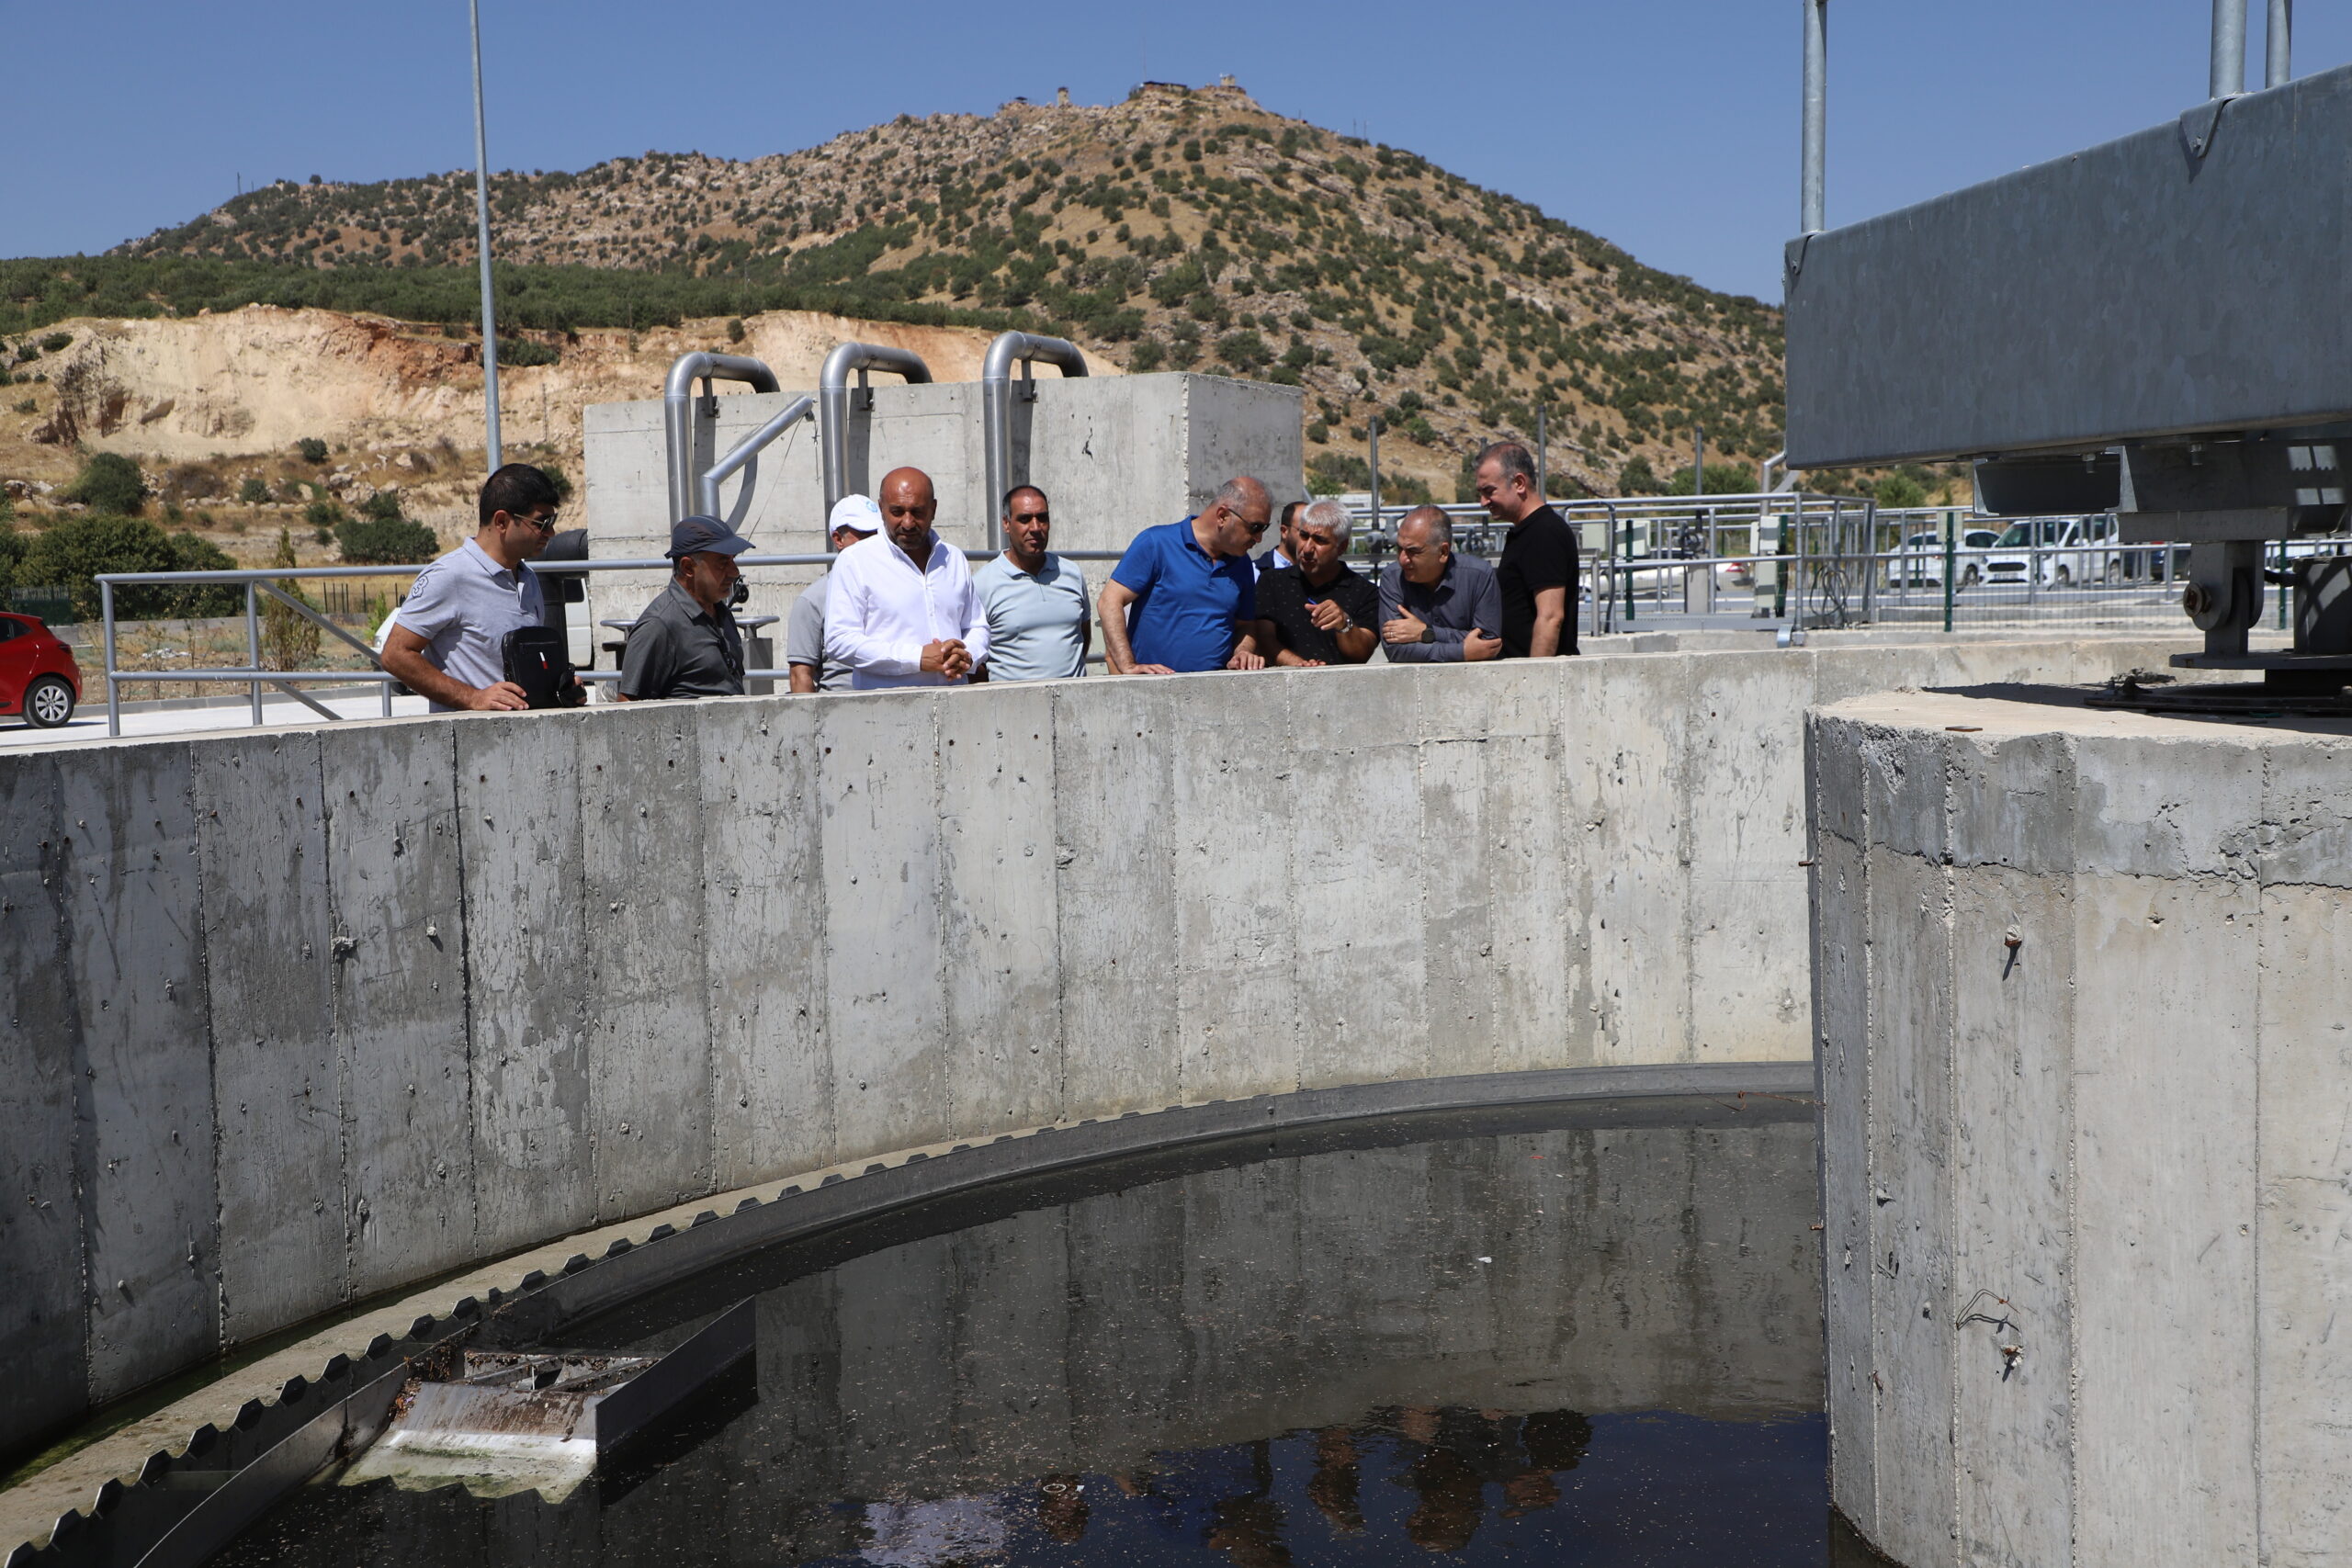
[92,550,1136,736]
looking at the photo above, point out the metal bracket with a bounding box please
[2179,94,2238,163]
[1783,232,1814,285]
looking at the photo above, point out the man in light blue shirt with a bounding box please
[973,485,1090,682]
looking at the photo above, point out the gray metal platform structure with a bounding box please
[1784,0,2350,687]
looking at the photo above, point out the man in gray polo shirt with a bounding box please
[616,515,753,701]
[972,485,1089,682]
[382,463,570,710]
[786,494,881,694]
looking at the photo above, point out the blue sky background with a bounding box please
[5,2,2343,301]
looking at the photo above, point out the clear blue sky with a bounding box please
[5,1,2342,301]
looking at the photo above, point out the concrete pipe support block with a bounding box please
[1809,692,2352,1568]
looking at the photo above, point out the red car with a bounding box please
[0,612,82,728]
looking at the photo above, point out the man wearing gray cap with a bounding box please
[787,494,881,694]
[616,514,753,701]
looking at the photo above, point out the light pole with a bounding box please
[469,0,503,468]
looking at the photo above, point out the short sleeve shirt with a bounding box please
[1497,505,1580,658]
[394,537,546,709]
[1253,563,1379,664]
[786,574,854,692]
[1109,519,1258,672]
[617,580,744,700]
[972,552,1089,682]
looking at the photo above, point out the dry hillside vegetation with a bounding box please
[123,83,1784,498]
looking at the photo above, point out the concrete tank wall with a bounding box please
[0,634,2198,1461]
[1808,692,2352,1568]
[579,370,1302,640]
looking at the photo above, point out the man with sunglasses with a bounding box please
[1099,475,1277,674]
[381,463,574,711]
[971,485,1090,682]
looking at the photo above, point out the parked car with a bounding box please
[1984,515,2127,587]
[0,613,81,728]
[1886,528,2000,588]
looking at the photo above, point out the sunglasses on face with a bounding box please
[508,511,559,532]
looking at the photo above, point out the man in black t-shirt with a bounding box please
[1258,497,1379,666]
[1475,440,1579,657]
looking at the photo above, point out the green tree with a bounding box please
[260,527,321,671]
[1665,461,1756,497]
[335,515,438,564]
[238,476,274,505]
[1873,472,1928,510]
[296,436,329,464]
[61,452,148,514]
[1617,456,1659,495]
[0,516,23,594]
[13,515,234,619]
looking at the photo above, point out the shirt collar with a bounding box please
[458,536,521,581]
[888,531,941,571]
[663,578,724,626]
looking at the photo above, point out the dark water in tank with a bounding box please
[216,1099,1833,1566]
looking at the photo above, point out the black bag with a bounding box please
[500,626,573,709]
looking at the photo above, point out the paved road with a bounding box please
[0,690,433,750]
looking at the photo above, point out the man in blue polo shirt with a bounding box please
[1099,476,1277,673]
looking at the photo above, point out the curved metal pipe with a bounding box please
[663,352,780,523]
[981,332,1088,550]
[819,343,934,521]
[700,396,817,521]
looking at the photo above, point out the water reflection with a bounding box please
[216,1109,1826,1566]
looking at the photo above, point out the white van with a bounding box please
[1982,515,2126,587]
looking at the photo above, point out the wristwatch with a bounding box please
[1419,626,1436,643]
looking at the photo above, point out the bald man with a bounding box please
[1100,475,1276,673]
[822,466,989,689]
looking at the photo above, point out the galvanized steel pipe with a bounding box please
[2266,0,2290,85]
[820,343,934,519]
[700,396,817,520]
[663,352,781,523]
[2211,0,2247,96]
[981,332,1088,550]
[1801,0,1827,233]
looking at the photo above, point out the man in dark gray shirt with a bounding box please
[1378,505,1503,662]
[616,515,752,700]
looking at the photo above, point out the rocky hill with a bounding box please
[119,81,1784,499]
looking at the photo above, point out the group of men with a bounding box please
[378,440,1580,711]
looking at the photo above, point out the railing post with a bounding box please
[246,581,264,727]
[102,580,121,738]
[1942,509,1957,633]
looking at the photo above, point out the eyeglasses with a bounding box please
[508,511,559,533]
[1240,518,1270,536]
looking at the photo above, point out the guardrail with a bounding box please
[91,551,1135,738]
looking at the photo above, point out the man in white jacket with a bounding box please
[823,467,989,690]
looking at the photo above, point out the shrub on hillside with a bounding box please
[296,436,330,464]
[0,521,23,594]
[499,336,560,367]
[335,515,437,564]
[1617,456,1659,495]
[261,528,321,671]
[1873,472,1928,510]
[61,452,148,515]
[20,513,239,621]
[304,498,347,529]
[238,476,274,504]
[38,332,71,354]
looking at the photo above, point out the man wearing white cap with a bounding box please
[787,493,882,694]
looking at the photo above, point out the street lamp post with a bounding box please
[469,0,503,468]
